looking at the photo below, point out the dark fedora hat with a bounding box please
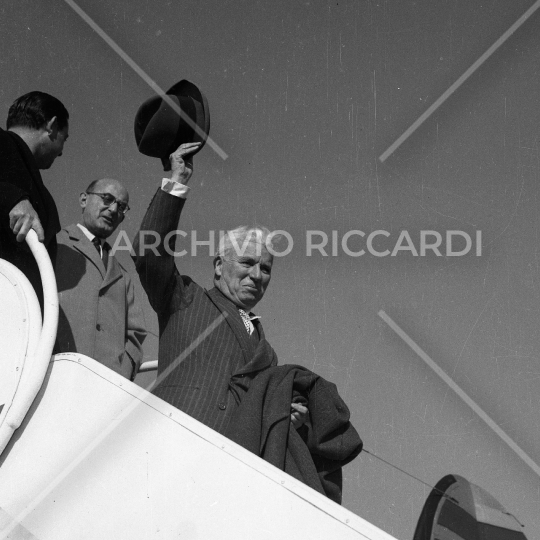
[134,79,210,160]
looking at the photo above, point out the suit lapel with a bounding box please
[236,338,278,377]
[65,224,123,289]
[65,224,106,278]
[254,318,265,341]
[101,252,123,291]
[206,287,255,365]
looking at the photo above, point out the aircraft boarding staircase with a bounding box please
[0,231,398,540]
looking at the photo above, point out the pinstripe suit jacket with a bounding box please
[134,189,277,434]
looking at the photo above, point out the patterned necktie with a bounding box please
[238,309,254,335]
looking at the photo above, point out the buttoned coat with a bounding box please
[55,224,147,379]
[0,128,61,306]
[133,189,277,434]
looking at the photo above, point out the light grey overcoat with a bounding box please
[55,224,146,379]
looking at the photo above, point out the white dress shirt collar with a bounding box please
[77,223,98,243]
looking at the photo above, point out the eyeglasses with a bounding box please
[86,192,130,215]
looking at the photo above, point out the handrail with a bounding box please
[25,229,59,360]
[0,230,59,456]
[138,360,158,373]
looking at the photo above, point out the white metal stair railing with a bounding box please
[138,360,157,373]
[0,230,59,456]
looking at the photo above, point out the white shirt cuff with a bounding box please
[161,178,191,198]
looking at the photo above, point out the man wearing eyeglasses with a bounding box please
[54,178,147,380]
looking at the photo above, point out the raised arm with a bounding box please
[132,142,200,314]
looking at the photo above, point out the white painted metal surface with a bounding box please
[0,230,58,456]
[0,231,398,540]
[0,260,41,437]
[0,354,398,540]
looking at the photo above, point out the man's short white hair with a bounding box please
[216,226,277,260]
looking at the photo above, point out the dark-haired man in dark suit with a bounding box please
[0,91,69,305]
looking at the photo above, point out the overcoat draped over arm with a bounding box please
[226,365,363,504]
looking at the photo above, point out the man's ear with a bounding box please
[214,256,223,277]
[45,116,58,136]
[79,192,88,210]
